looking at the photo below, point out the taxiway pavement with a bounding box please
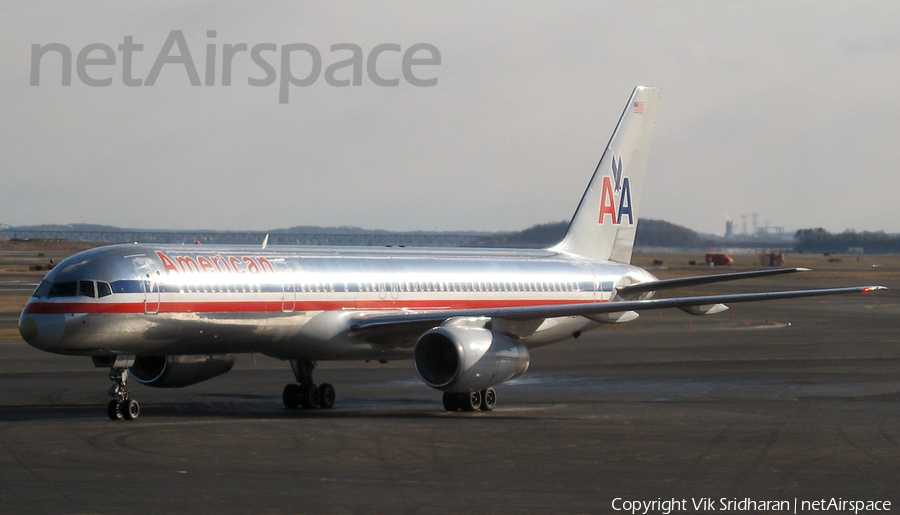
[1,277,899,514]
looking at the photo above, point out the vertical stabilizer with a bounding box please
[549,86,661,263]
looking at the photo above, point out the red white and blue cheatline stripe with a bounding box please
[23,298,603,315]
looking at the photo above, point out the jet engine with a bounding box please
[129,354,236,388]
[414,318,530,393]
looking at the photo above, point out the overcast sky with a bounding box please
[2,2,899,236]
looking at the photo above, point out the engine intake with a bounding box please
[129,354,236,388]
[414,319,530,393]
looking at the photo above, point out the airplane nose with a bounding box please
[19,313,67,351]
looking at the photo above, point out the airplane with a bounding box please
[18,86,886,421]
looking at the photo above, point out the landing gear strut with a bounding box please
[442,388,496,412]
[107,366,140,421]
[283,359,335,410]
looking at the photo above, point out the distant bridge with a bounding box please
[0,229,485,247]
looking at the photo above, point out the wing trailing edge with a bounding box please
[615,267,811,298]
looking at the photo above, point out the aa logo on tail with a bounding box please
[598,154,633,225]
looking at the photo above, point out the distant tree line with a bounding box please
[470,221,568,248]
[795,228,900,254]
[471,219,705,248]
[635,219,706,248]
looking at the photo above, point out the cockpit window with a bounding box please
[32,280,52,298]
[33,279,112,299]
[78,281,96,298]
[97,282,112,298]
[48,281,78,298]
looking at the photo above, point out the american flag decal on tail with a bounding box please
[633,101,644,114]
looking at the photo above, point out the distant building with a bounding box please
[759,252,784,266]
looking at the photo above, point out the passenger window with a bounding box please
[97,282,112,298]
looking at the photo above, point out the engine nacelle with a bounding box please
[129,354,236,388]
[414,319,530,393]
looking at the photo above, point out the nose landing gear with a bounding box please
[107,368,140,420]
[105,357,140,421]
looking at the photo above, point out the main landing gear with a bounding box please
[442,388,497,412]
[282,359,335,410]
[107,367,140,421]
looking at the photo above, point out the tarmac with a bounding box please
[1,262,900,514]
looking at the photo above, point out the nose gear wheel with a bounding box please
[106,367,140,421]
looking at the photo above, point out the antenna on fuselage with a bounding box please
[262,234,269,249]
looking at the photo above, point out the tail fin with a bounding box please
[549,86,661,263]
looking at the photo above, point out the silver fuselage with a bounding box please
[19,243,656,360]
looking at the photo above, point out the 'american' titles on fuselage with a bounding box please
[156,251,277,276]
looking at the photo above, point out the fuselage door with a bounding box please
[144,272,160,315]
[131,255,160,315]
[282,282,296,312]
[275,261,295,312]
[585,263,602,303]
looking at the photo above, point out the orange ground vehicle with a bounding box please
[705,253,734,266]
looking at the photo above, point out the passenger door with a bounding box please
[131,256,160,315]
[143,272,160,315]
[276,262,295,312]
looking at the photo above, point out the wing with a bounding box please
[349,284,886,341]
[614,267,811,298]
